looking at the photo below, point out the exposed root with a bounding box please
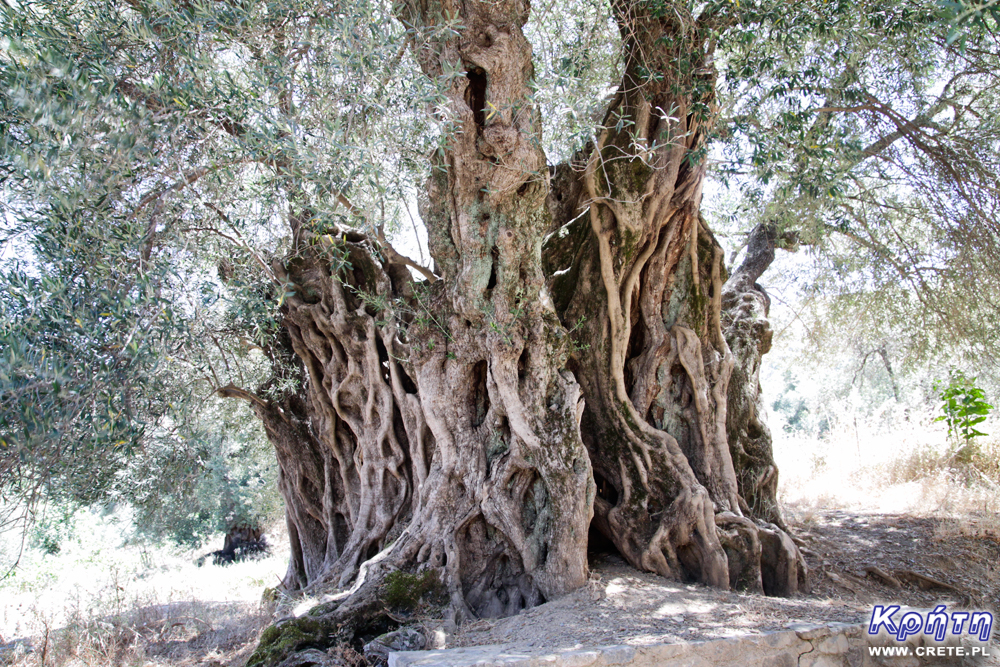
[894,569,962,594]
[758,522,809,596]
[716,512,764,592]
[865,566,902,589]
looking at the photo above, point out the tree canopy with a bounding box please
[712,0,1000,376]
[1,0,998,640]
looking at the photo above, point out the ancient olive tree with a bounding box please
[252,0,807,614]
[2,0,816,628]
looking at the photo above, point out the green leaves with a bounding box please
[933,370,993,445]
[1,0,451,545]
[709,0,1000,380]
[938,0,1000,46]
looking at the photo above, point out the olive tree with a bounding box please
[11,0,996,655]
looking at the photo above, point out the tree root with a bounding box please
[716,512,808,595]
[825,570,866,596]
[865,566,902,589]
[246,562,447,667]
[864,566,971,605]
[893,569,962,594]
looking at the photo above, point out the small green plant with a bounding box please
[934,370,993,449]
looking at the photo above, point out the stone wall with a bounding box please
[389,622,996,667]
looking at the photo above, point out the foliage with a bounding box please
[0,0,623,540]
[0,0,418,537]
[0,0,212,552]
[933,370,993,446]
[525,0,621,160]
[938,0,1000,46]
[0,235,177,532]
[770,371,823,435]
[710,0,1000,375]
[121,400,283,547]
[0,506,280,667]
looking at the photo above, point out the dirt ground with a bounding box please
[446,506,1000,653]
[9,505,996,666]
[136,601,270,667]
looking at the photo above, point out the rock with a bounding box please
[799,654,843,667]
[277,649,340,667]
[817,634,850,654]
[558,650,598,667]
[275,647,367,667]
[429,626,447,649]
[364,627,427,664]
[599,645,636,665]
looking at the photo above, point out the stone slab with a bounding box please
[389,623,997,667]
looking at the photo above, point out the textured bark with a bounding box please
[723,224,786,529]
[542,7,805,595]
[242,3,805,660]
[253,381,353,591]
[254,0,594,626]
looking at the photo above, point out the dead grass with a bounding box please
[7,599,275,667]
[774,411,1000,520]
[0,510,288,667]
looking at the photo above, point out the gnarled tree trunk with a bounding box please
[542,6,805,595]
[723,223,796,530]
[239,1,804,661]
[259,0,595,620]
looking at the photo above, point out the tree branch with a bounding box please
[336,192,438,282]
[216,383,268,408]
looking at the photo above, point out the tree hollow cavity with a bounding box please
[465,67,488,128]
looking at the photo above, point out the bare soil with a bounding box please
[447,506,1000,653]
[138,601,270,667]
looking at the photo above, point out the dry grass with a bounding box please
[5,598,276,667]
[0,510,288,667]
[775,410,1000,521]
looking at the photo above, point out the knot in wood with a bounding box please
[481,124,518,157]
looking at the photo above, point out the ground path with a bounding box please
[445,508,1000,653]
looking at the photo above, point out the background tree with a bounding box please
[713,0,1000,377]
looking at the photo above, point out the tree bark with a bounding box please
[257,0,594,623]
[243,2,804,662]
[722,223,795,530]
[542,7,804,595]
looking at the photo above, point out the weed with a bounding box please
[934,370,993,450]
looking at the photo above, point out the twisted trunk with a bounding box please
[723,223,791,530]
[257,0,593,620]
[542,7,805,595]
[244,2,804,663]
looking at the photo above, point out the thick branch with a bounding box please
[216,383,268,408]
